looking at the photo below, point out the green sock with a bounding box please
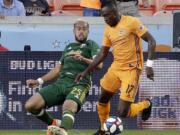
[60,110,75,130]
[35,109,53,125]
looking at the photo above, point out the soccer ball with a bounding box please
[103,116,123,135]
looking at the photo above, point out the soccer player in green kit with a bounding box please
[25,19,102,135]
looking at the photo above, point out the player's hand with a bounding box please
[26,79,39,88]
[71,54,84,61]
[146,67,154,81]
[75,71,88,84]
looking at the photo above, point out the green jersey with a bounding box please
[58,40,100,84]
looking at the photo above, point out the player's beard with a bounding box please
[75,35,87,43]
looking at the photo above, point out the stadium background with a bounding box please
[0,7,180,135]
[0,51,180,130]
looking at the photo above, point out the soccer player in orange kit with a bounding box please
[75,1,156,135]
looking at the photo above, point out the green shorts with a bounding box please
[39,77,90,110]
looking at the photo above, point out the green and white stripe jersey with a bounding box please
[59,40,100,84]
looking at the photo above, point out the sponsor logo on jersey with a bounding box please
[65,50,82,56]
[65,72,74,75]
[119,29,126,36]
[80,44,86,48]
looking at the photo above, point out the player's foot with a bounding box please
[51,119,61,127]
[47,125,68,135]
[92,129,106,135]
[46,119,61,135]
[142,98,152,121]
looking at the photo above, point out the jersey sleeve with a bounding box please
[59,47,67,65]
[131,18,148,37]
[90,40,100,59]
[102,26,111,47]
[59,52,64,65]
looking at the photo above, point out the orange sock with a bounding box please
[127,100,150,117]
[97,102,110,127]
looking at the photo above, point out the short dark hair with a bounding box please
[101,0,117,9]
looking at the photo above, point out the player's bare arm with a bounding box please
[141,31,156,81]
[75,46,110,83]
[26,64,62,88]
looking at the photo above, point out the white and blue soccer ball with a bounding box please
[103,116,123,135]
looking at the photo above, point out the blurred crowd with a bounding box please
[0,0,180,52]
[0,0,179,17]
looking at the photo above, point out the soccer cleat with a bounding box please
[142,98,152,121]
[92,129,106,135]
[51,119,61,127]
[47,125,68,135]
[46,119,61,135]
[47,130,53,135]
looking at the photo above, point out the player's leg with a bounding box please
[25,84,63,126]
[97,88,114,130]
[93,87,114,135]
[48,99,76,135]
[60,99,78,130]
[25,92,54,125]
[48,84,89,135]
[117,99,131,118]
[93,68,120,135]
[47,99,76,135]
[118,98,150,118]
[118,69,152,120]
[62,85,89,129]
[45,82,69,135]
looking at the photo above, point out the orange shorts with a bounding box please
[100,67,141,102]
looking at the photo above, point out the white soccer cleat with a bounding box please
[47,125,68,135]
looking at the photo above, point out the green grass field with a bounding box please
[0,130,179,135]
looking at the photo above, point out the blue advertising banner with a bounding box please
[0,52,180,129]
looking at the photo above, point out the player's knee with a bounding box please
[25,101,33,112]
[117,107,129,118]
[98,96,109,103]
[25,101,40,113]
[62,100,78,113]
[98,90,113,104]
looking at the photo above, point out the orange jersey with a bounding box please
[102,16,148,70]
[80,0,101,9]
